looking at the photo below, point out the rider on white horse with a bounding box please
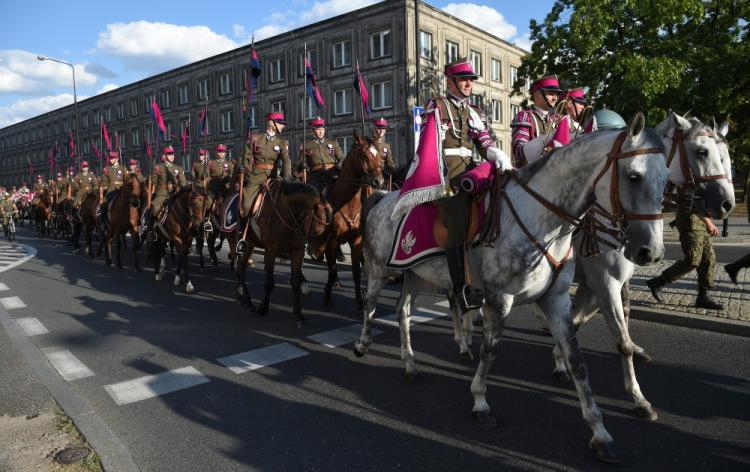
[511,75,562,167]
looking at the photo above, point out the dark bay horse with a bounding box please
[34,190,52,236]
[103,173,143,271]
[152,184,207,293]
[72,193,101,257]
[234,180,332,328]
[309,133,384,309]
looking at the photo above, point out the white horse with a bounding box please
[354,113,668,463]
[559,114,736,422]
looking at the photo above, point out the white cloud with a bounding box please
[0,93,78,128]
[96,21,239,72]
[514,32,532,51]
[442,3,518,40]
[254,1,379,41]
[300,0,378,23]
[255,24,291,41]
[0,50,98,94]
[232,23,246,39]
[96,83,119,94]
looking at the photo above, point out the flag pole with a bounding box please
[302,42,307,182]
[99,112,103,174]
[357,58,366,136]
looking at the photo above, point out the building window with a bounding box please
[178,84,189,105]
[271,100,285,114]
[144,94,154,115]
[511,104,520,117]
[246,106,257,129]
[419,31,433,60]
[165,122,173,142]
[370,30,391,59]
[130,98,139,117]
[470,95,484,110]
[470,50,482,77]
[116,103,124,120]
[92,110,100,125]
[510,66,519,87]
[161,89,171,109]
[371,81,392,110]
[492,100,502,123]
[445,41,459,64]
[220,73,232,95]
[337,136,353,156]
[332,40,351,68]
[334,89,353,116]
[198,79,209,100]
[301,96,316,120]
[131,129,140,147]
[220,110,234,133]
[82,113,89,128]
[491,58,502,82]
[270,58,285,83]
[54,122,59,135]
[120,132,127,149]
[105,106,111,122]
[298,50,317,77]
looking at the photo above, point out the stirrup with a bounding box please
[203,220,214,234]
[458,285,484,311]
[147,230,157,242]
[236,239,248,254]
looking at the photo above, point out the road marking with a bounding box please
[15,317,49,336]
[0,296,26,310]
[435,299,450,308]
[217,343,308,374]
[374,307,449,328]
[308,324,383,348]
[104,366,209,406]
[41,347,95,381]
[0,283,8,291]
[0,243,36,273]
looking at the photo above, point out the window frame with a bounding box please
[270,58,285,83]
[334,88,353,116]
[470,50,482,77]
[491,58,502,82]
[419,30,433,60]
[445,40,459,64]
[332,40,352,68]
[219,72,232,95]
[370,30,392,60]
[371,80,393,110]
[220,109,234,133]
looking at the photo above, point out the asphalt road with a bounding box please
[1,226,748,472]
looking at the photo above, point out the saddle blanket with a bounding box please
[386,193,489,269]
[219,192,239,233]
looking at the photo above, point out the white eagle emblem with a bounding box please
[273,145,280,152]
[400,230,416,255]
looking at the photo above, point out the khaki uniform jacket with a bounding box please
[299,139,344,170]
[208,158,235,179]
[241,133,291,184]
[433,96,488,184]
[372,137,395,173]
[192,160,210,181]
[101,164,126,193]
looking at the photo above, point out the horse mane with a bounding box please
[687,118,715,141]
[281,181,319,198]
[361,190,387,237]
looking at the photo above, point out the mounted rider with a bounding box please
[100,151,126,226]
[31,175,48,206]
[417,58,512,311]
[298,117,344,194]
[192,148,210,185]
[207,143,234,214]
[72,161,99,209]
[561,87,597,139]
[239,112,291,219]
[150,145,187,218]
[511,75,563,167]
[128,159,146,184]
[371,117,396,183]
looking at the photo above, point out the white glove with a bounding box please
[486,146,513,172]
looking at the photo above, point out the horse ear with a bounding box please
[672,111,691,131]
[718,120,729,138]
[627,112,646,138]
[352,127,365,145]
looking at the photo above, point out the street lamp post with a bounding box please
[37,55,80,169]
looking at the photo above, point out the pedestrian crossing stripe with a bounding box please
[0,243,35,273]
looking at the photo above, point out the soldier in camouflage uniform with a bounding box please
[72,161,99,208]
[239,112,291,218]
[150,146,186,215]
[298,117,344,193]
[371,117,396,182]
[647,202,724,310]
[192,149,210,184]
[207,143,234,213]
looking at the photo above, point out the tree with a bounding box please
[514,0,750,172]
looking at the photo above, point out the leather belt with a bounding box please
[310,163,335,171]
[253,160,275,170]
[444,147,472,157]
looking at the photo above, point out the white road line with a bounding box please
[0,283,8,291]
[217,343,308,374]
[435,299,450,308]
[104,366,210,406]
[374,307,449,328]
[41,347,95,381]
[15,317,49,336]
[0,243,35,273]
[0,296,26,310]
[308,324,382,348]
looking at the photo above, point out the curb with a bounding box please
[629,305,750,338]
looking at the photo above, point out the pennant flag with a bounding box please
[145,139,152,159]
[48,143,57,175]
[101,118,112,151]
[354,61,371,118]
[151,99,167,137]
[181,124,189,155]
[115,131,121,152]
[246,47,262,110]
[198,104,208,137]
[305,57,325,109]
[68,131,76,158]
[91,141,102,161]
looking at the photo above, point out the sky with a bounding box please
[0,0,555,128]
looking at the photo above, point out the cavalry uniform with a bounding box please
[192,149,210,183]
[299,117,344,193]
[151,146,187,212]
[128,160,146,185]
[72,163,99,207]
[101,155,126,194]
[372,117,396,176]
[240,112,291,218]
[31,177,48,205]
[510,75,563,167]
[207,144,234,210]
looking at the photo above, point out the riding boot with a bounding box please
[695,288,724,310]
[724,253,750,285]
[447,243,483,311]
[646,277,666,303]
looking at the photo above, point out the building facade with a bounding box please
[0,0,527,185]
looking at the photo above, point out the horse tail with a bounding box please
[360,190,388,238]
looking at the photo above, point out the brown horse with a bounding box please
[102,173,143,271]
[152,184,207,292]
[234,180,332,328]
[309,132,384,309]
[34,190,53,236]
[72,192,101,258]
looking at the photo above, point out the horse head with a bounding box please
[592,112,668,265]
[304,190,334,259]
[123,173,142,208]
[655,112,734,220]
[187,184,208,231]
[349,130,385,189]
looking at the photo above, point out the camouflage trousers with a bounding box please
[653,227,716,290]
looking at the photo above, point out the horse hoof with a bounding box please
[301,282,311,296]
[155,274,163,281]
[186,282,195,293]
[173,276,180,286]
[553,369,572,383]
[472,411,498,429]
[353,344,366,358]
[247,259,255,268]
[634,350,652,363]
[117,265,124,270]
[404,370,422,382]
[296,319,307,329]
[633,405,658,421]
[332,280,342,289]
[590,440,623,464]
[460,350,474,362]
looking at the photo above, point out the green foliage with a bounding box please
[515,0,750,171]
